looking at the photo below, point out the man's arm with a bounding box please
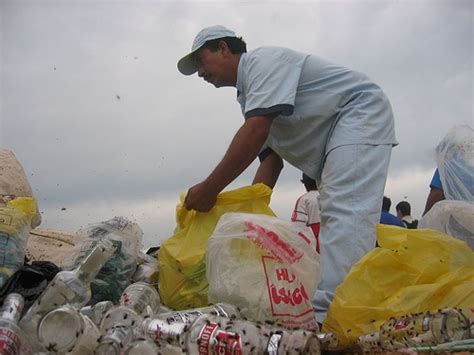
[252,150,283,188]
[185,115,274,211]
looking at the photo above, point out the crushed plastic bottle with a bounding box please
[316,332,339,351]
[185,314,321,354]
[96,282,161,353]
[357,331,381,353]
[37,305,101,354]
[408,308,471,347]
[358,307,471,351]
[100,282,161,332]
[19,239,116,352]
[63,217,143,304]
[80,301,114,327]
[141,303,239,349]
[123,330,185,355]
[95,325,132,355]
[123,337,160,355]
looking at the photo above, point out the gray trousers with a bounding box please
[313,143,392,323]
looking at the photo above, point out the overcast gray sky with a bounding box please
[1,0,472,248]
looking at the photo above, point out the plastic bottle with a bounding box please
[96,282,161,354]
[409,308,471,347]
[316,332,339,351]
[123,337,185,355]
[123,338,160,355]
[100,282,160,332]
[0,293,31,355]
[185,314,321,354]
[357,331,381,352]
[37,305,101,354]
[19,239,116,352]
[95,325,132,355]
[80,301,114,327]
[460,306,473,336]
[360,307,471,351]
[141,303,239,349]
[65,217,143,304]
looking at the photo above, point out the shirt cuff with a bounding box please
[245,104,294,119]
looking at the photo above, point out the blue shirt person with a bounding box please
[380,196,406,227]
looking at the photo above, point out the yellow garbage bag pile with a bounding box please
[158,184,275,310]
[323,224,474,349]
[0,197,39,287]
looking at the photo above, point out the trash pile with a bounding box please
[0,211,328,354]
[357,308,472,352]
[1,148,473,354]
[0,149,330,354]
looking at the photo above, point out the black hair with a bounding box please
[203,36,247,54]
[301,173,317,192]
[382,196,391,212]
[396,201,411,216]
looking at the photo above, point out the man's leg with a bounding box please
[313,144,392,323]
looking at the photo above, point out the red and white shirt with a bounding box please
[291,190,321,253]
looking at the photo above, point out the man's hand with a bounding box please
[185,114,275,212]
[184,181,218,212]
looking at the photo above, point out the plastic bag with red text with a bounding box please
[158,184,275,310]
[206,212,321,330]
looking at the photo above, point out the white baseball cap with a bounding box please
[177,25,237,75]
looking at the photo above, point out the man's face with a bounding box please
[193,46,232,88]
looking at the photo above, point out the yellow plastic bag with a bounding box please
[158,183,275,310]
[0,197,38,286]
[323,224,474,349]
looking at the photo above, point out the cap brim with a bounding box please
[177,53,197,75]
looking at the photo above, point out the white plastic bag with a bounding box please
[61,216,143,303]
[435,125,474,201]
[206,213,321,330]
[419,200,474,250]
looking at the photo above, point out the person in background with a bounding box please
[419,125,473,248]
[178,25,397,323]
[423,168,445,216]
[423,125,473,216]
[291,173,321,253]
[380,196,406,227]
[396,201,418,229]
